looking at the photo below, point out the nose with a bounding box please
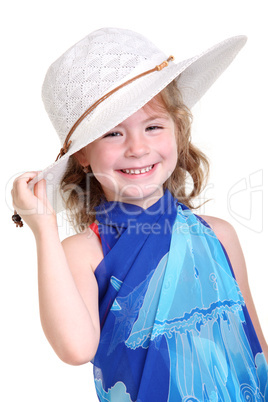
[124,133,150,158]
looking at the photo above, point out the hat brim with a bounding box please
[29,35,247,213]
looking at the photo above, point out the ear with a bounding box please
[73,148,88,167]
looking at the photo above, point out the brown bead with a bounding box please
[12,213,23,227]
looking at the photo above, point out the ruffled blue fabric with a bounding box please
[93,191,268,401]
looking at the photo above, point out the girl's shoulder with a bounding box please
[198,214,237,245]
[199,214,246,283]
[199,214,245,273]
[62,225,103,272]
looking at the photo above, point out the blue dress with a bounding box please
[92,190,268,401]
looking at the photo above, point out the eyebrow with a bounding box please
[142,114,170,123]
[113,114,171,129]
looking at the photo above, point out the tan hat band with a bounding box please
[55,56,174,161]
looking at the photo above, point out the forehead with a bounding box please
[116,93,170,127]
[142,93,169,117]
[116,99,171,128]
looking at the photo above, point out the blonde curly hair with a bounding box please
[60,80,209,232]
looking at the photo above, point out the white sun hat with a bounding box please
[29,27,247,212]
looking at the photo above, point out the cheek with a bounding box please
[89,157,119,194]
[162,134,178,174]
[86,145,111,171]
[160,133,178,159]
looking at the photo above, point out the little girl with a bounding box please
[12,28,268,401]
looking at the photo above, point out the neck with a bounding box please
[95,189,176,230]
[103,187,164,210]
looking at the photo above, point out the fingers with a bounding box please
[11,171,57,231]
[11,171,42,214]
[11,171,57,230]
[16,171,40,182]
[12,171,40,193]
[34,179,47,201]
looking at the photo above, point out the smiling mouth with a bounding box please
[120,165,154,175]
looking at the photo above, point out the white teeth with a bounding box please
[122,165,153,175]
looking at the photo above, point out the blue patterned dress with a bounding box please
[92,190,268,401]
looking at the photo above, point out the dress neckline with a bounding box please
[95,190,176,228]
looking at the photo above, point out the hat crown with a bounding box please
[42,27,165,143]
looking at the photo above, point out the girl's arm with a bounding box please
[12,172,100,365]
[36,226,101,365]
[201,215,268,362]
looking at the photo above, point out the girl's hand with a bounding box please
[11,172,57,234]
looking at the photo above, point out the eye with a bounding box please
[103,131,122,138]
[146,125,162,132]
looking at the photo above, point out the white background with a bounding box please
[2,1,267,400]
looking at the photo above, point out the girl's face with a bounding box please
[76,97,178,208]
